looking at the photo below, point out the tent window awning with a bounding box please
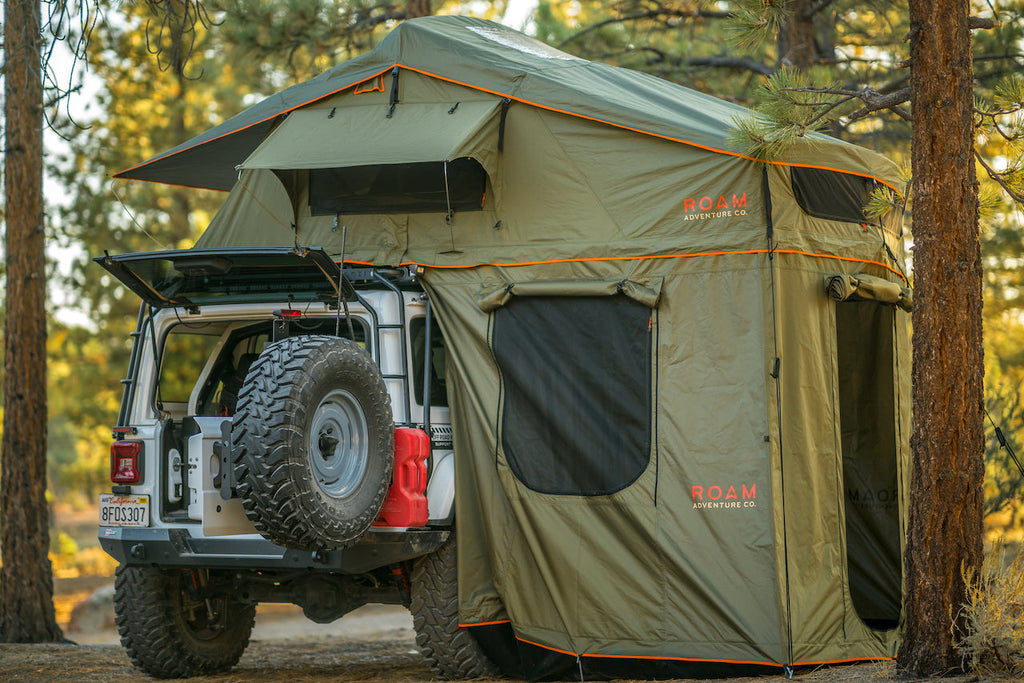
[239,100,501,172]
[478,278,664,312]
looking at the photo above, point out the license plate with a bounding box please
[99,494,150,527]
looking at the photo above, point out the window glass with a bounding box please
[157,328,223,405]
[411,316,448,408]
[164,317,369,416]
[492,295,652,496]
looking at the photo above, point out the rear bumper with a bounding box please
[99,526,448,572]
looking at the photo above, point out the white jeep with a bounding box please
[96,246,495,679]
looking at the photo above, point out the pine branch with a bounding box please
[845,86,912,121]
[634,46,774,76]
[728,1,791,50]
[688,55,775,75]
[557,6,731,49]
[976,149,1024,204]
[766,84,912,122]
[968,17,1001,30]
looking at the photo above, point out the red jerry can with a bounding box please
[374,427,430,527]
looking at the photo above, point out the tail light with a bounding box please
[111,441,143,484]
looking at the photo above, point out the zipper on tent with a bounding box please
[764,165,795,667]
[386,66,401,118]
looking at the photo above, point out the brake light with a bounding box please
[111,441,143,484]
[273,309,302,319]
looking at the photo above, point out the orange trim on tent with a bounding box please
[115,62,901,196]
[452,625,894,670]
[112,65,395,180]
[389,249,908,285]
[354,74,386,94]
[513,636,783,668]
[397,65,903,196]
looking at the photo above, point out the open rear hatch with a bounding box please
[94,246,354,311]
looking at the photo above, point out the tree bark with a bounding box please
[897,0,984,676]
[405,0,431,20]
[778,0,818,67]
[0,0,63,643]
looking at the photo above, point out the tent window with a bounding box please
[492,295,652,496]
[791,167,876,224]
[309,157,487,215]
[837,301,901,630]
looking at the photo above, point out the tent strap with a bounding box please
[386,66,400,118]
[498,98,512,152]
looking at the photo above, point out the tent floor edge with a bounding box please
[468,623,784,681]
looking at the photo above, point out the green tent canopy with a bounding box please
[120,16,912,679]
[113,15,900,195]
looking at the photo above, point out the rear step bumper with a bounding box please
[99,526,448,572]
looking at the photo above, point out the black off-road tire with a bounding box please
[231,334,394,551]
[411,533,501,679]
[114,565,255,678]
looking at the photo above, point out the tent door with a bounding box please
[835,301,901,630]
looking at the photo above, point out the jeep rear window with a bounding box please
[411,316,447,408]
[157,327,223,405]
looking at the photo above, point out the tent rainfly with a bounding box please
[116,16,912,679]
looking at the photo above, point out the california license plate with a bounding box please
[99,494,150,527]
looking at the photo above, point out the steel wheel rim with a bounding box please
[308,388,369,499]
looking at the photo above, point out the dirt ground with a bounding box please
[11,507,987,682]
[0,638,986,683]
[0,595,986,683]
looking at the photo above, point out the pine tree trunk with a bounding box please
[0,0,63,644]
[405,0,432,20]
[778,0,817,67]
[897,0,984,675]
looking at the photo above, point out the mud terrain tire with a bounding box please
[231,335,393,551]
[114,565,254,678]
[411,533,500,679]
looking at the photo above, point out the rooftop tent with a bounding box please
[127,16,911,679]
[113,16,899,194]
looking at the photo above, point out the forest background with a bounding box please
[2,0,1024,575]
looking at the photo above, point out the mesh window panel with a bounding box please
[309,158,486,215]
[791,166,876,224]
[492,295,652,496]
[837,302,901,630]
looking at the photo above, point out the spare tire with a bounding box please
[231,335,393,551]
